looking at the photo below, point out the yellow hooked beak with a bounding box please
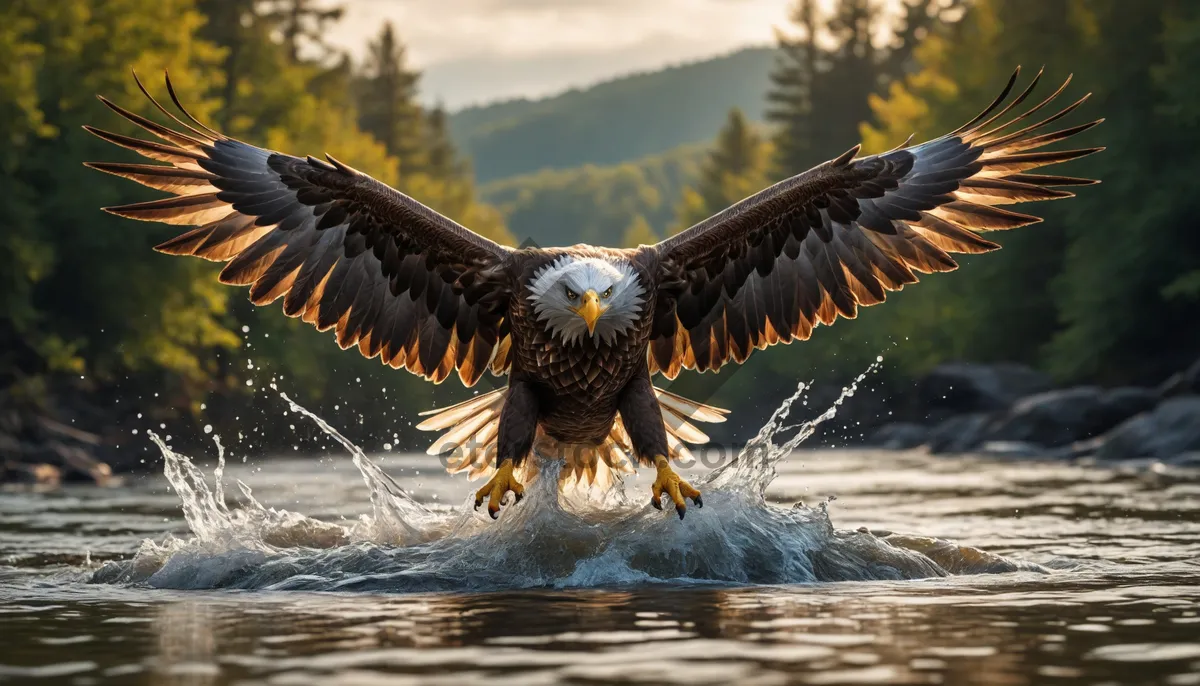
[572,289,607,334]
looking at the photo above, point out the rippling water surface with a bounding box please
[1,383,1198,685]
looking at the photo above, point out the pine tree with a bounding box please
[768,0,965,177]
[261,0,345,64]
[676,109,770,230]
[357,22,426,178]
[767,0,819,177]
[196,0,262,130]
[423,105,461,181]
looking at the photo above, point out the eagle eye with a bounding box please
[565,287,578,301]
[602,287,613,298]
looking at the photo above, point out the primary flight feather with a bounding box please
[87,68,1100,519]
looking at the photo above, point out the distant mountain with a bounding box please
[450,47,777,183]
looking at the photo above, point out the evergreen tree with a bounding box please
[261,0,345,64]
[195,0,262,130]
[423,105,461,181]
[676,108,771,229]
[769,0,964,176]
[858,0,1194,384]
[357,22,425,178]
[767,0,818,177]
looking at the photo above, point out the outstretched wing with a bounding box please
[648,68,1101,378]
[86,73,515,386]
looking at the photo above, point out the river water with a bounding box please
[1,381,1198,685]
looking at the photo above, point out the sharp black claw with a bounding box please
[651,496,662,510]
[474,500,482,511]
[694,495,703,508]
[514,492,523,504]
[489,508,499,520]
[676,505,686,520]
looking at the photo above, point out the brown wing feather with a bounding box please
[650,67,1100,377]
[87,72,514,386]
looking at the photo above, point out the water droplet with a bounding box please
[204,424,213,434]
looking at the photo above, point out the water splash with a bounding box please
[93,363,1046,592]
[707,358,883,495]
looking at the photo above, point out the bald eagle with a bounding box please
[87,69,1099,519]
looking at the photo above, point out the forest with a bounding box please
[1,0,1198,459]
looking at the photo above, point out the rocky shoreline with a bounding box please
[5,358,1200,489]
[867,359,1200,466]
[1,408,118,487]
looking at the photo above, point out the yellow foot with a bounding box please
[474,459,525,520]
[650,455,702,520]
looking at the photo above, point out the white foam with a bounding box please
[91,361,1047,592]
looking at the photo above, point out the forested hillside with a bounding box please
[2,0,1198,458]
[448,47,777,182]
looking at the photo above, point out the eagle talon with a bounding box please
[651,455,701,520]
[474,459,524,520]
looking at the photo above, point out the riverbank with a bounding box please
[867,359,1200,465]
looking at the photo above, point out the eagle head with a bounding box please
[527,255,646,345]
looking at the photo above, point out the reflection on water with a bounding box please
[1,378,1198,684]
[2,576,1199,684]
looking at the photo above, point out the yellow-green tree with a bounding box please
[621,215,659,248]
[858,0,1193,384]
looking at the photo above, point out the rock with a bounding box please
[979,386,1160,449]
[1159,358,1200,397]
[867,422,928,450]
[918,362,1052,415]
[927,413,992,454]
[978,441,1044,458]
[1095,396,1200,461]
[1095,387,1159,427]
[1047,435,1106,461]
[981,387,1105,447]
[1165,451,1200,468]
[48,442,114,485]
[1,461,62,486]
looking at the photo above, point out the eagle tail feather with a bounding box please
[418,386,727,492]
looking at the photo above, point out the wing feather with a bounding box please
[87,73,514,386]
[650,68,1100,377]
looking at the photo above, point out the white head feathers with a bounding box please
[527,256,646,346]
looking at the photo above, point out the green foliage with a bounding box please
[674,108,772,231]
[259,0,345,64]
[854,0,1197,385]
[1043,0,1200,382]
[357,22,425,174]
[482,144,705,248]
[0,0,235,400]
[769,0,964,176]
[621,215,659,248]
[0,0,510,443]
[450,48,778,183]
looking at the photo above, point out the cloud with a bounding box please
[326,0,792,105]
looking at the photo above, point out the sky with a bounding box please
[325,0,805,109]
